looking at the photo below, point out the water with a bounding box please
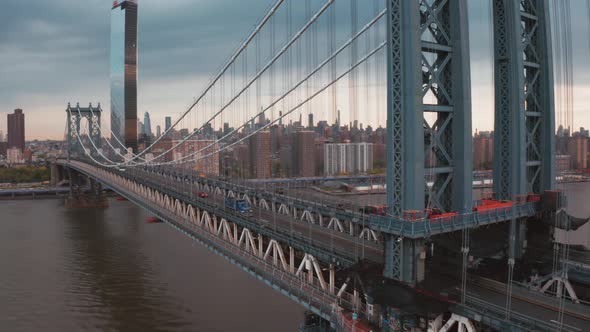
[2,183,590,331]
[554,182,590,247]
[0,199,304,332]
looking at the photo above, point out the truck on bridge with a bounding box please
[224,197,252,216]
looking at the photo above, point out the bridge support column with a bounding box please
[383,235,425,284]
[508,218,528,259]
[492,0,555,199]
[385,0,472,284]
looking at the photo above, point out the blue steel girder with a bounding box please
[492,0,555,199]
[386,0,472,218]
[385,0,472,284]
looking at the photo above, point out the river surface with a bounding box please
[0,199,304,332]
[2,183,590,331]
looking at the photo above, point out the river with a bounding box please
[0,199,304,332]
[2,182,590,331]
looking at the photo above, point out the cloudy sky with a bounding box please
[0,0,588,140]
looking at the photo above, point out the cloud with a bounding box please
[0,0,589,140]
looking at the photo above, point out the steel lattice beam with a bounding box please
[385,0,472,283]
[492,0,555,200]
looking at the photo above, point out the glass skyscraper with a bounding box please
[110,0,138,151]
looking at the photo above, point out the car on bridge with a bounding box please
[196,191,209,198]
[225,197,253,216]
[359,204,387,216]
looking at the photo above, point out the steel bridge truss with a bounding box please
[385,0,472,283]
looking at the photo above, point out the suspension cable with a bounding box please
[124,0,336,165]
[122,0,286,161]
[145,11,387,166]
[165,41,387,165]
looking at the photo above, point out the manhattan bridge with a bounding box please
[55,0,590,331]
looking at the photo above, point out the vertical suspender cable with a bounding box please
[330,2,337,126]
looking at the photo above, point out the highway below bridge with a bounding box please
[58,159,590,332]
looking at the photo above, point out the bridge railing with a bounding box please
[368,202,538,238]
[161,166,539,236]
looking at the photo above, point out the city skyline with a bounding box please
[0,0,589,140]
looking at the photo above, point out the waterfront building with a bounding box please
[568,135,589,170]
[324,142,373,176]
[7,147,23,164]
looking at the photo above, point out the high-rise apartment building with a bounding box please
[324,142,373,176]
[110,0,138,151]
[249,131,271,178]
[7,108,25,152]
[292,131,316,177]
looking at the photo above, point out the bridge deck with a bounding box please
[60,159,583,332]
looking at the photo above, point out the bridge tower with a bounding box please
[492,0,555,259]
[66,102,102,159]
[384,0,472,284]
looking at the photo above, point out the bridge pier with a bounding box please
[64,168,108,209]
[383,235,426,284]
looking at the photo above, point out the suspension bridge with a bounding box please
[54,0,590,331]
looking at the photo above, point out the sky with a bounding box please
[0,0,588,140]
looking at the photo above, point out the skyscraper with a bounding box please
[143,112,152,137]
[7,109,25,152]
[156,125,161,138]
[165,116,172,132]
[110,0,138,151]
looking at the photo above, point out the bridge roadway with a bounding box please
[459,277,590,331]
[61,159,589,331]
[146,167,539,239]
[138,167,384,264]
